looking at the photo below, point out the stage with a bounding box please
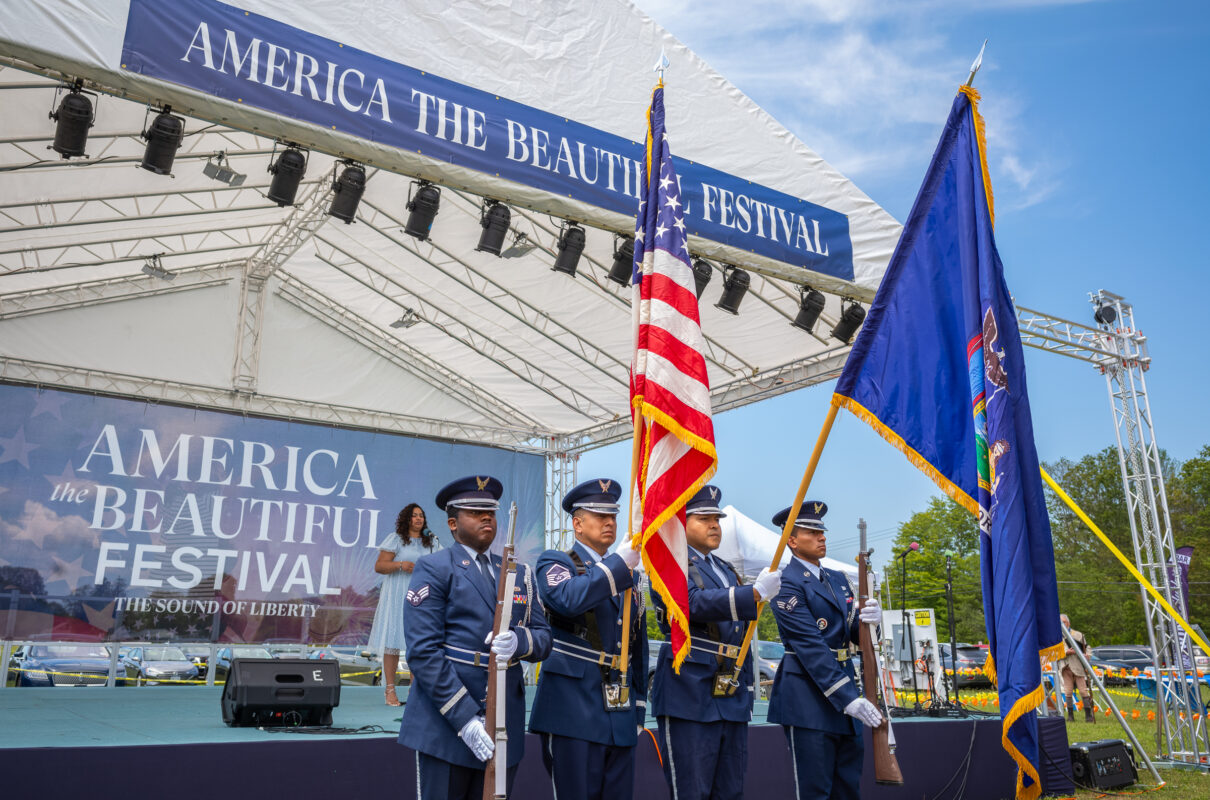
[1,686,1071,798]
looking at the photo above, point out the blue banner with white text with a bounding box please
[0,384,544,646]
[119,0,853,280]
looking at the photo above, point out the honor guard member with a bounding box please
[650,485,782,800]
[529,478,648,800]
[398,476,552,800]
[767,501,883,800]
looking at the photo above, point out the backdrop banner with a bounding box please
[0,383,544,645]
[118,0,854,280]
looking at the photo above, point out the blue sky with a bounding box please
[583,0,1210,573]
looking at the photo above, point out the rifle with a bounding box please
[483,502,518,800]
[859,518,903,785]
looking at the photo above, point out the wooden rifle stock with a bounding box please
[483,503,518,800]
[859,544,903,785]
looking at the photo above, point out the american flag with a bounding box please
[629,83,718,671]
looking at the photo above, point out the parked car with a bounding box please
[1090,645,1154,672]
[306,646,387,686]
[211,645,275,683]
[755,640,784,699]
[120,645,199,686]
[6,644,113,687]
[939,642,992,688]
[181,645,210,676]
[1085,654,1135,686]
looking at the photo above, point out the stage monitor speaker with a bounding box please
[1069,739,1137,791]
[221,657,340,727]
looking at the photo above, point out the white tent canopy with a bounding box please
[0,0,902,456]
[717,504,864,584]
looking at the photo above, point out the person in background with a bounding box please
[1059,613,1095,723]
[369,502,442,705]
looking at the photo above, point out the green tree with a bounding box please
[1166,445,1210,632]
[883,497,985,644]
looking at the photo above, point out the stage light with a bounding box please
[267,144,308,207]
[140,254,173,281]
[404,180,441,241]
[830,300,866,343]
[390,308,421,329]
[48,80,95,159]
[140,106,185,176]
[607,235,635,286]
[792,286,827,333]
[553,223,586,276]
[1094,302,1117,326]
[715,266,750,315]
[328,161,366,223]
[476,199,511,256]
[691,258,713,299]
[202,152,246,186]
[500,232,538,259]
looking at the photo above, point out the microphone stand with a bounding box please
[945,554,961,709]
[898,549,921,712]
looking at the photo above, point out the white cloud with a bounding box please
[637,0,1083,215]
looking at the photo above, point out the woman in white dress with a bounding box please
[369,502,442,705]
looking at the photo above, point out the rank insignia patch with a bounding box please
[407,585,430,606]
[546,564,572,587]
[776,596,798,612]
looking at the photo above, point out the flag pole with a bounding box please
[1040,468,1210,660]
[729,402,841,682]
[617,409,644,701]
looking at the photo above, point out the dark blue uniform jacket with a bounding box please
[650,549,758,723]
[529,542,648,746]
[767,558,861,735]
[398,546,551,768]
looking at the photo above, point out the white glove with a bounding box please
[458,716,495,761]
[753,567,782,601]
[859,598,882,624]
[844,697,883,728]
[485,629,518,662]
[615,535,641,570]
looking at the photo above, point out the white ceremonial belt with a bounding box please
[443,644,494,668]
[784,647,851,663]
[689,636,741,660]
[551,641,620,669]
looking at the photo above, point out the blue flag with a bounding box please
[833,87,1062,800]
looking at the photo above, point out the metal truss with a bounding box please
[496,198,757,377]
[275,275,545,430]
[0,180,315,236]
[0,261,241,318]
[0,356,545,451]
[565,345,852,452]
[546,437,580,550]
[0,219,273,274]
[230,174,336,394]
[312,238,613,421]
[356,197,631,389]
[1017,293,1207,766]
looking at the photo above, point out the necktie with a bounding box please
[476,553,495,586]
[709,555,731,586]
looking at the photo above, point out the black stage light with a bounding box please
[328,161,366,223]
[792,286,827,333]
[140,106,185,176]
[405,180,441,240]
[691,258,713,300]
[476,199,511,256]
[553,223,586,276]
[49,81,95,159]
[715,266,750,315]
[608,235,635,286]
[831,300,867,343]
[1093,303,1117,326]
[267,144,308,207]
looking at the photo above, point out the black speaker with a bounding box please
[1069,739,1137,790]
[220,658,340,727]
